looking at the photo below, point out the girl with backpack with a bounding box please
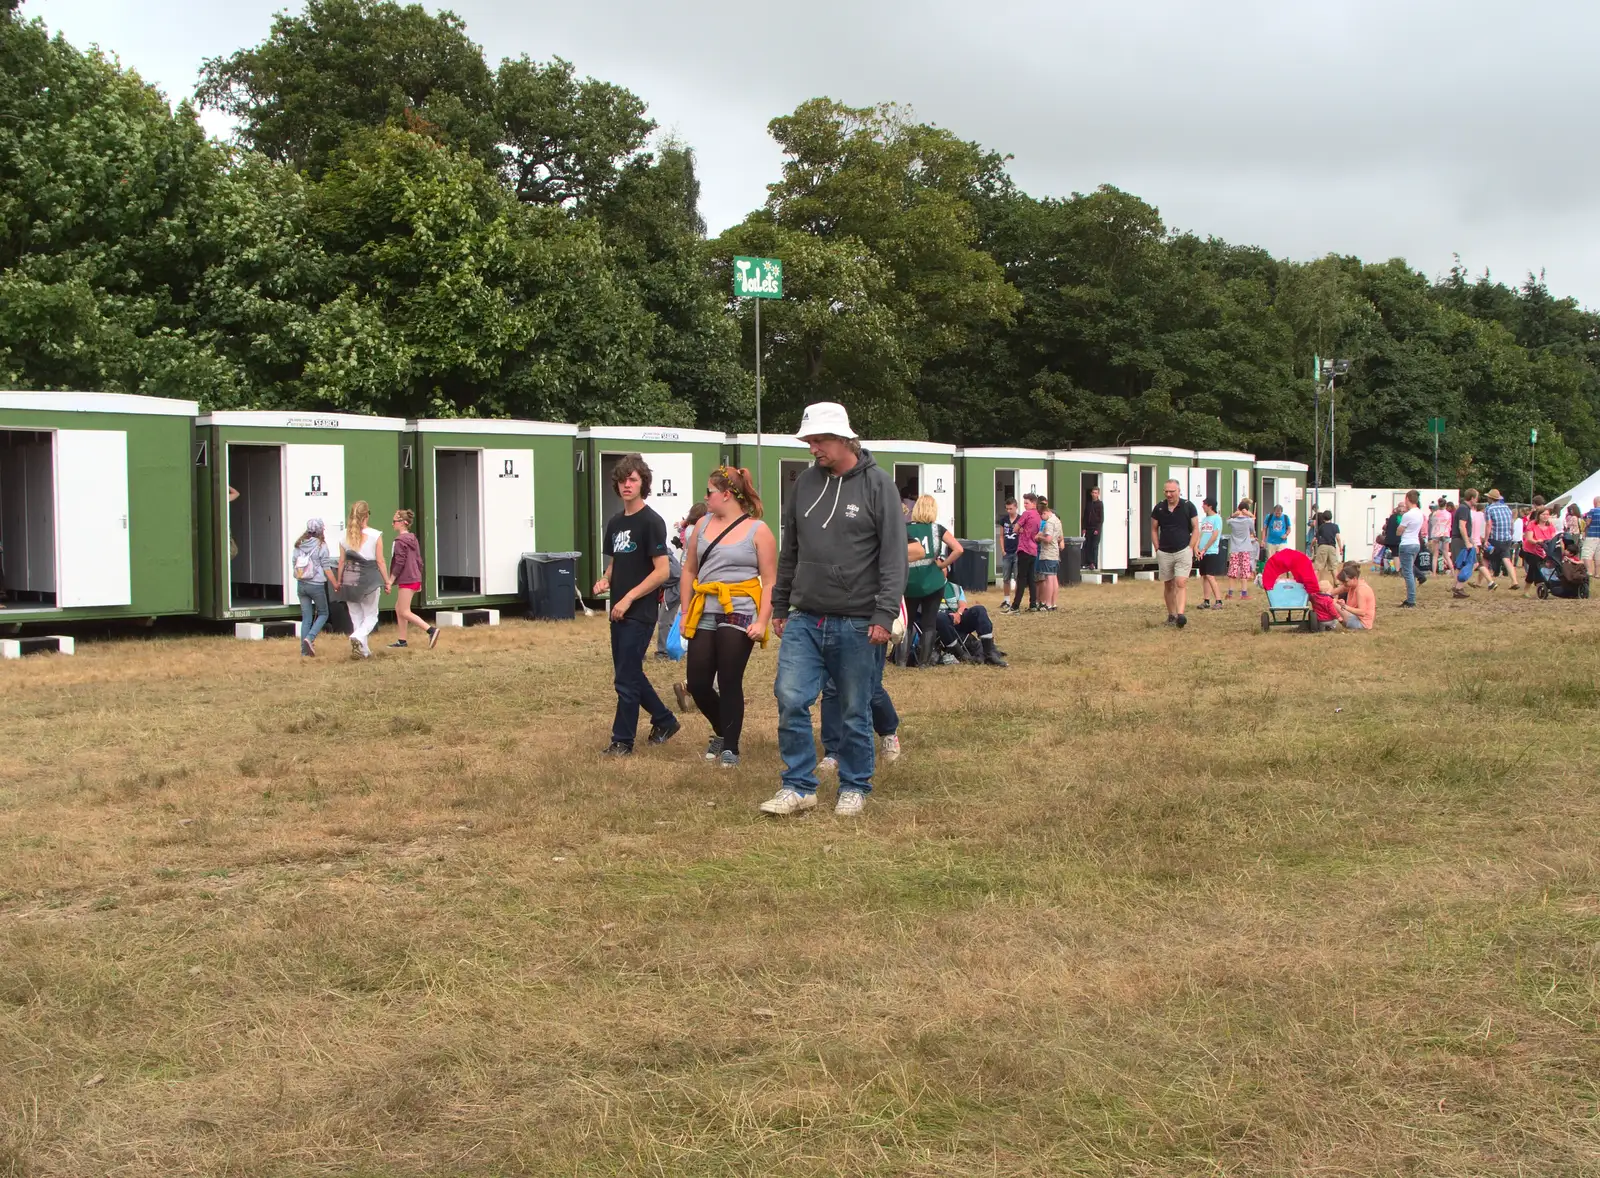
[291,518,335,657]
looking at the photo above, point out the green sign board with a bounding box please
[733,256,782,299]
[1427,416,1445,434]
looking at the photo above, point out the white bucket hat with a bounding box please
[796,401,857,440]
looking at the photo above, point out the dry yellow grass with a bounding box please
[3,574,1600,1176]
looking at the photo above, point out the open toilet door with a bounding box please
[1101,469,1129,571]
[282,445,344,603]
[481,448,536,595]
[925,463,956,532]
[56,429,131,608]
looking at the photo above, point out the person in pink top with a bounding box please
[1428,501,1452,577]
[1521,507,1558,598]
[1006,492,1042,613]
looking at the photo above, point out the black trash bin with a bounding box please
[950,539,993,594]
[518,551,581,620]
[1063,537,1083,586]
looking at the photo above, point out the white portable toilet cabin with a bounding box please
[1047,450,1132,572]
[1329,485,1455,558]
[861,439,959,532]
[1104,446,1197,563]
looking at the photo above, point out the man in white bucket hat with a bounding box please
[760,402,907,817]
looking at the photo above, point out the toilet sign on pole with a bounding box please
[733,257,782,495]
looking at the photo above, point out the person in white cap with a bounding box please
[761,402,908,817]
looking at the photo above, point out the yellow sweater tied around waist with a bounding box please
[682,578,767,647]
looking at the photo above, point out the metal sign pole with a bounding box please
[755,297,762,497]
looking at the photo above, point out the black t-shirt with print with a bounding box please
[1150,499,1199,553]
[604,505,669,624]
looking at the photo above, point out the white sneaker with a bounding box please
[834,790,866,816]
[881,734,901,762]
[759,788,817,816]
[818,755,839,774]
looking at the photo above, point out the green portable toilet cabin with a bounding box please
[195,411,407,620]
[861,440,959,532]
[955,447,1049,581]
[407,418,579,609]
[0,391,197,623]
[1196,451,1257,517]
[1047,450,1134,572]
[725,433,812,549]
[1105,446,1196,563]
[1254,459,1309,552]
[576,426,730,591]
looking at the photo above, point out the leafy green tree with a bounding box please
[300,126,681,424]
[715,99,1019,437]
[0,6,236,397]
[197,0,498,176]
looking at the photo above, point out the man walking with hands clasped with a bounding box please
[1151,478,1200,628]
[762,403,908,818]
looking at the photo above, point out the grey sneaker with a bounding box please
[818,755,839,774]
[704,736,724,761]
[759,788,816,816]
[834,790,866,816]
[718,750,739,769]
[881,734,901,762]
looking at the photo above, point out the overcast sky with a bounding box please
[26,0,1600,308]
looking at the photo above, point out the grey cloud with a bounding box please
[27,0,1599,303]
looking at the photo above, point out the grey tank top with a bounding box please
[1226,514,1256,550]
[696,519,760,616]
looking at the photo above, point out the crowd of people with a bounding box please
[1375,489,1597,604]
[277,401,1596,816]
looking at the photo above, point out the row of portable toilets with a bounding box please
[0,391,1309,627]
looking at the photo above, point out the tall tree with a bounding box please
[715,99,1020,437]
[197,0,498,176]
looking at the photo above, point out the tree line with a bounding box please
[2,0,1595,495]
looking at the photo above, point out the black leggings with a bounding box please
[906,591,943,667]
[686,623,756,753]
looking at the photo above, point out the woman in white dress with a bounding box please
[334,500,388,658]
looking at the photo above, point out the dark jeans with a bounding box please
[1010,552,1037,609]
[820,664,898,757]
[1084,530,1100,569]
[776,613,881,795]
[935,604,994,647]
[686,623,755,754]
[610,616,673,747]
[297,581,330,642]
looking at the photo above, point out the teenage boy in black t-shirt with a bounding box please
[594,454,680,755]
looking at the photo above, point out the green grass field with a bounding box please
[3,577,1600,1176]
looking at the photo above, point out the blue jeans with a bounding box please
[611,616,673,747]
[776,612,882,796]
[1398,544,1420,604]
[820,664,898,757]
[1455,546,1476,583]
[297,581,330,642]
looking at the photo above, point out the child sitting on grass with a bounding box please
[1331,561,1376,630]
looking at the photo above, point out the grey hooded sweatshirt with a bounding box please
[772,448,909,630]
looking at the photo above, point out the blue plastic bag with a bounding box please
[665,612,687,660]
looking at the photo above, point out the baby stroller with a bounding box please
[1259,549,1341,632]
[1527,536,1590,599]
